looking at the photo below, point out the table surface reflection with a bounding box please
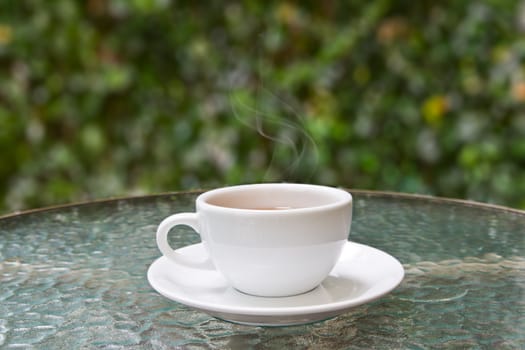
[1,190,524,349]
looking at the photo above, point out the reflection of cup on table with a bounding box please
[156,183,353,297]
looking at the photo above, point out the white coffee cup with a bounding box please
[156,183,352,297]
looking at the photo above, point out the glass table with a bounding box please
[1,190,523,349]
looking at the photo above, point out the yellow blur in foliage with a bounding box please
[512,82,525,102]
[0,24,13,45]
[275,2,302,27]
[421,95,449,127]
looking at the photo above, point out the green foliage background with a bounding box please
[1,0,525,214]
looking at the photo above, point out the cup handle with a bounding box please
[156,213,211,268]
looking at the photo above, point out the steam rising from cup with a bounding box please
[228,84,320,183]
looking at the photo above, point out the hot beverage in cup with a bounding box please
[156,183,353,297]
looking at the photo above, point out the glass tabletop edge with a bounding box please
[0,190,204,220]
[349,189,525,215]
[0,188,523,220]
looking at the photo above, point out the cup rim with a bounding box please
[196,183,352,214]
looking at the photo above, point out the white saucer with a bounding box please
[147,242,404,326]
